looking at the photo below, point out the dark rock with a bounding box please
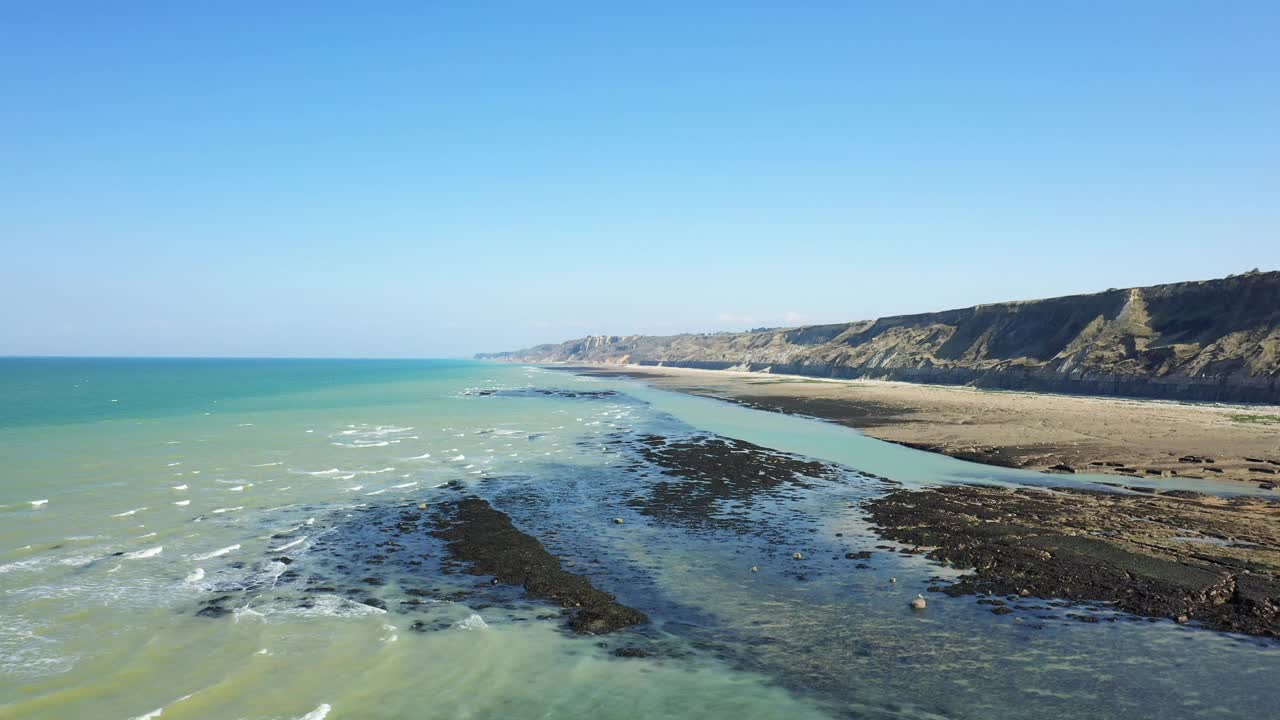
[866,485,1280,638]
[196,605,231,618]
[619,433,839,535]
[1160,490,1207,499]
[432,498,647,634]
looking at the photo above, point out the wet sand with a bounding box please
[546,364,1280,637]
[558,364,1280,490]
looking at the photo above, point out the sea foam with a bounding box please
[298,703,331,720]
[125,546,163,559]
[189,545,239,560]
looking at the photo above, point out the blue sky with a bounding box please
[2,2,1276,357]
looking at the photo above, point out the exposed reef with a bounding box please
[432,497,649,634]
[866,485,1280,637]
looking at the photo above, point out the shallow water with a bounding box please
[0,358,1275,719]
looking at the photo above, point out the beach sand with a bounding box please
[559,364,1280,489]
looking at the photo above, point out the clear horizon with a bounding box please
[4,3,1277,357]
[1,267,1274,359]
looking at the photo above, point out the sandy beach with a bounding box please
[559,364,1280,489]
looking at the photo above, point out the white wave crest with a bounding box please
[454,613,488,630]
[125,546,163,559]
[365,481,418,496]
[189,545,239,560]
[270,537,306,552]
[298,703,331,720]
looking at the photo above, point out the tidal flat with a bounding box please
[2,358,1277,720]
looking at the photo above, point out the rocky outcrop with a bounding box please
[432,497,648,634]
[480,271,1280,404]
[865,485,1280,637]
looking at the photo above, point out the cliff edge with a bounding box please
[480,271,1280,404]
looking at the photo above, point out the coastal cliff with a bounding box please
[480,271,1280,404]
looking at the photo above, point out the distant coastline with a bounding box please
[480,270,1280,405]
[550,362,1280,490]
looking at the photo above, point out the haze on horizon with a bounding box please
[3,3,1276,359]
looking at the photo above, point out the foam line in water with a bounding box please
[189,545,239,560]
[125,546,163,559]
[171,485,188,491]
[30,499,48,507]
[270,537,307,552]
[298,703,331,720]
[365,481,418,496]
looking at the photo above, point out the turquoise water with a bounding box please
[1,359,1276,719]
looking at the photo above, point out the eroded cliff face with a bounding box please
[479,272,1280,404]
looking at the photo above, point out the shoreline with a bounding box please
[540,362,1280,638]
[547,363,1280,491]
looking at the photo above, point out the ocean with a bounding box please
[1,358,1275,719]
